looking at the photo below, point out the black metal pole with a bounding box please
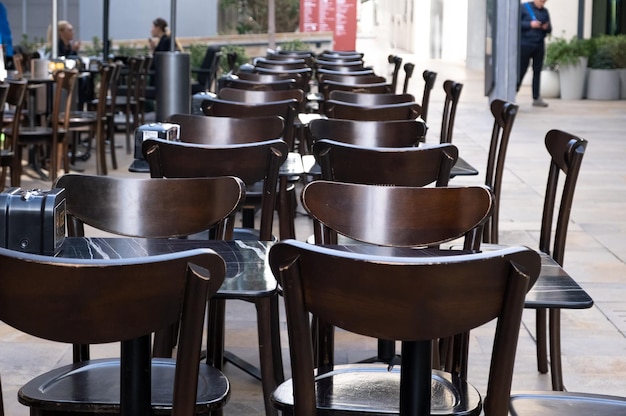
[577,0,584,39]
[103,0,110,59]
[170,0,176,52]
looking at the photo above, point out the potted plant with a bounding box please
[611,34,626,99]
[586,35,620,100]
[540,53,560,99]
[545,36,590,100]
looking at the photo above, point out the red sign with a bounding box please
[300,0,357,51]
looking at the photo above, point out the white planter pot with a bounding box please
[586,68,620,100]
[540,69,560,98]
[559,57,587,100]
[618,68,626,99]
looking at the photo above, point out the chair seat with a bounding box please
[509,391,626,415]
[18,357,230,415]
[271,364,481,415]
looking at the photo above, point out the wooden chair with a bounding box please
[167,112,295,240]
[529,130,588,391]
[252,67,313,93]
[201,95,299,150]
[328,90,415,105]
[218,87,305,113]
[440,79,464,144]
[191,45,222,93]
[388,54,403,92]
[314,139,457,187]
[318,73,387,85]
[402,62,415,94]
[316,67,376,82]
[7,69,78,183]
[218,77,296,91]
[307,118,427,151]
[254,57,308,71]
[320,50,364,60]
[113,56,144,154]
[420,70,437,123]
[323,100,421,121]
[3,246,228,416]
[65,63,113,175]
[268,239,540,416]
[168,113,285,144]
[237,70,303,88]
[0,79,27,189]
[482,99,519,244]
[142,138,288,416]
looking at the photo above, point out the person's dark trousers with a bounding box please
[518,42,545,100]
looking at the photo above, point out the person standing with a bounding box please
[0,2,14,66]
[149,18,174,55]
[518,0,551,107]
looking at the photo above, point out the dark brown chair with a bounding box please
[388,54,403,92]
[420,70,437,123]
[254,57,308,71]
[323,100,421,121]
[529,130,588,391]
[0,79,27,189]
[314,139,457,187]
[440,79,463,144]
[269,239,540,416]
[482,99,519,244]
[3,246,228,416]
[191,45,222,93]
[328,90,415,105]
[307,118,427,151]
[320,50,364,60]
[402,62,415,94]
[303,181,493,251]
[55,174,246,241]
[113,56,145,154]
[201,95,299,150]
[218,87,305,113]
[252,67,313,93]
[166,112,295,240]
[65,63,113,175]
[316,67,376,82]
[168,113,285,144]
[318,73,387,85]
[8,69,78,183]
[142,138,288,415]
[219,77,296,91]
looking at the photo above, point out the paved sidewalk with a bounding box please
[1,31,626,416]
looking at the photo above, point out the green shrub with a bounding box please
[588,36,617,69]
[219,44,249,74]
[279,39,310,52]
[545,36,591,69]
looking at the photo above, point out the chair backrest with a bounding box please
[142,138,289,241]
[302,181,494,250]
[51,69,79,133]
[420,70,437,122]
[0,83,9,118]
[402,62,415,94]
[201,96,299,149]
[254,58,308,71]
[482,99,519,244]
[167,113,285,144]
[328,90,415,105]
[323,100,421,121]
[253,67,313,91]
[54,175,246,239]
[237,71,303,85]
[320,80,393,101]
[197,45,222,91]
[316,67,375,82]
[219,77,296,91]
[440,79,463,144]
[314,139,457,187]
[0,245,225,416]
[318,73,387,85]
[320,50,364,59]
[307,118,426,149]
[2,79,27,164]
[218,87,305,112]
[540,130,588,266]
[388,54,403,93]
[269,239,540,416]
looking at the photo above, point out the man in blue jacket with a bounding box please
[0,2,14,67]
[518,0,552,107]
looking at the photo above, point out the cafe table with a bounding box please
[52,237,593,416]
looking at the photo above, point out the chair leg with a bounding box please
[536,308,549,373]
[254,296,281,416]
[108,115,118,170]
[549,308,565,390]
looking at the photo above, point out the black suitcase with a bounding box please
[0,188,66,256]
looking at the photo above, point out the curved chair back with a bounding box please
[54,174,246,240]
[168,113,284,144]
[269,239,539,416]
[143,138,289,241]
[308,118,426,149]
[483,99,519,243]
[302,181,494,248]
[420,70,437,122]
[328,90,415,105]
[440,79,463,144]
[314,139,457,187]
[324,99,421,121]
